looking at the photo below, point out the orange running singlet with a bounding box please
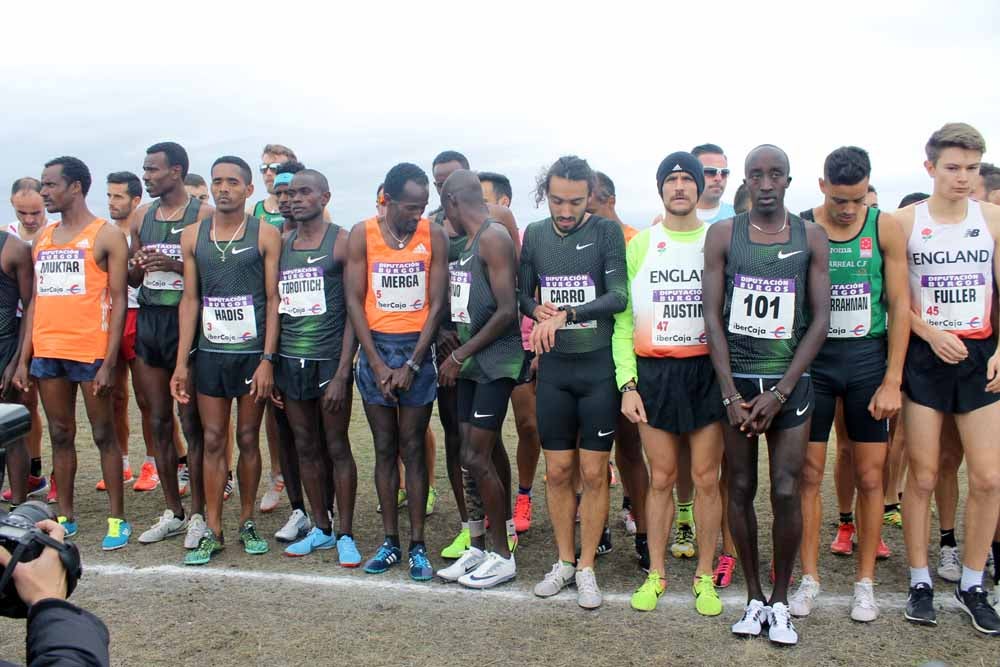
[33,218,110,363]
[363,216,433,334]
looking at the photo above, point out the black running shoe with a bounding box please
[955,585,1000,635]
[597,527,613,556]
[635,537,650,571]
[904,583,936,626]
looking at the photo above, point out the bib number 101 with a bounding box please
[743,294,780,319]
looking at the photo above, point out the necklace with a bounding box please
[157,196,190,222]
[750,212,788,235]
[212,215,248,262]
[385,221,411,249]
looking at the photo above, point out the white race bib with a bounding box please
[539,274,596,330]
[652,288,705,346]
[829,281,872,338]
[142,243,183,291]
[372,261,426,312]
[35,249,86,297]
[728,274,795,339]
[202,295,257,345]
[279,267,326,318]
[920,273,987,331]
[450,264,471,324]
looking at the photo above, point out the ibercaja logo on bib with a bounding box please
[172,278,184,289]
[968,316,982,329]
[697,331,707,344]
[241,331,255,342]
[410,298,424,309]
[772,325,787,339]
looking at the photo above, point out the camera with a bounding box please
[0,403,82,618]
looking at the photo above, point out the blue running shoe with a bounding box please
[57,516,78,538]
[337,535,362,568]
[284,527,336,557]
[102,517,132,551]
[364,542,402,574]
[409,544,433,581]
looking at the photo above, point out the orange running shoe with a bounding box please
[876,537,891,560]
[513,493,532,534]
[96,466,134,492]
[46,473,58,504]
[133,461,160,492]
[830,522,855,556]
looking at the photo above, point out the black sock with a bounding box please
[337,532,352,540]
[839,512,854,525]
[409,540,425,552]
[622,496,632,511]
[635,532,647,547]
[385,534,400,548]
[227,471,233,480]
[291,500,306,513]
[318,525,332,536]
[178,455,187,466]
[884,503,899,513]
[175,510,185,521]
[940,529,957,548]
[992,542,1000,585]
[30,458,41,477]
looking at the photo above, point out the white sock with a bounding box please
[505,519,516,538]
[909,567,932,588]
[461,521,469,532]
[144,455,156,466]
[960,566,983,591]
[121,455,130,470]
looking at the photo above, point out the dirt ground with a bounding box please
[0,394,997,666]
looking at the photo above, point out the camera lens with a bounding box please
[9,501,54,526]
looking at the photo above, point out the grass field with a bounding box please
[0,393,996,666]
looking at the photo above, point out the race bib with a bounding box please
[539,274,596,330]
[728,274,795,339]
[142,243,184,291]
[202,295,257,345]
[372,261,426,312]
[920,273,987,331]
[279,267,326,318]
[35,249,86,296]
[829,282,872,338]
[449,264,471,324]
[652,288,705,346]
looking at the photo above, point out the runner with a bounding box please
[0,204,35,506]
[523,156,627,609]
[429,151,520,561]
[789,146,910,622]
[13,156,132,550]
[615,151,724,615]
[184,174,210,203]
[345,162,447,581]
[703,144,830,645]
[276,169,360,563]
[130,142,211,548]
[586,170,649,565]
[897,123,1000,634]
[435,170,524,588]
[2,178,48,503]
[866,185,879,208]
[171,155,281,565]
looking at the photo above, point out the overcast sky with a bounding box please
[3,0,997,227]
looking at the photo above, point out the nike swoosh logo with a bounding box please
[473,411,494,419]
[605,269,615,274]
[597,429,614,437]
[232,247,252,255]
[319,379,332,388]
[777,250,803,260]
[468,572,500,581]
[170,226,185,234]
[306,255,327,264]
[459,256,473,266]
[796,403,810,416]
[244,378,253,385]
[576,243,594,251]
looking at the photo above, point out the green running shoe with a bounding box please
[425,487,438,516]
[883,509,902,528]
[239,520,269,555]
[631,572,665,611]
[693,573,723,616]
[185,530,223,566]
[440,527,470,559]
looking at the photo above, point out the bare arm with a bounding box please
[127,204,149,288]
[869,212,910,418]
[170,225,201,403]
[344,224,382,373]
[455,227,518,360]
[333,228,358,381]
[703,220,737,397]
[517,225,541,319]
[93,224,129,395]
[411,224,450,364]
[13,239,37,392]
[251,223,281,401]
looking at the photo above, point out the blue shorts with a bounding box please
[30,357,104,383]
[356,331,436,407]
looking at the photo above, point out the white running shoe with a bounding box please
[851,578,880,622]
[732,599,768,637]
[789,574,821,617]
[437,547,486,582]
[459,552,516,589]
[937,545,962,582]
[275,509,311,543]
[138,509,188,544]
[534,561,576,598]
[622,509,637,536]
[768,602,798,645]
[575,567,602,609]
[184,513,207,549]
[260,474,284,513]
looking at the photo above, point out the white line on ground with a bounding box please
[89,563,926,610]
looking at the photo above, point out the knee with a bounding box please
[90,421,116,449]
[235,426,259,453]
[770,476,799,508]
[460,446,488,477]
[691,465,720,496]
[908,466,939,495]
[801,458,825,491]
[515,412,538,440]
[48,420,75,447]
[855,464,882,495]
[545,460,574,487]
[649,466,677,494]
[579,460,608,489]
[727,470,755,503]
[968,469,1000,497]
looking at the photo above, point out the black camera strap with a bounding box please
[0,532,82,600]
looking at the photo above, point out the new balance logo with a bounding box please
[306,255,327,264]
[965,228,981,238]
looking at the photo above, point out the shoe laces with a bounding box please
[374,544,396,561]
[543,562,570,585]
[716,554,735,571]
[576,568,599,595]
[741,600,766,624]
[770,603,793,630]
[514,495,531,519]
[694,574,715,596]
[676,523,695,543]
[410,548,430,569]
[854,580,877,607]
[241,521,262,542]
[940,545,961,569]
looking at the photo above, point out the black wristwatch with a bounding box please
[261,353,276,363]
[558,305,576,324]
[405,358,421,374]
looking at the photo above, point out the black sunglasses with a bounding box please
[703,167,731,178]
[259,162,283,174]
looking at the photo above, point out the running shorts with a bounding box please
[810,338,888,443]
[456,377,516,431]
[902,335,1000,414]
[196,351,261,399]
[355,331,437,408]
[637,355,724,435]
[536,347,619,452]
[276,355,341,402]
[732,374,814,431]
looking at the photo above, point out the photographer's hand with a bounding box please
[0,519,68,606]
